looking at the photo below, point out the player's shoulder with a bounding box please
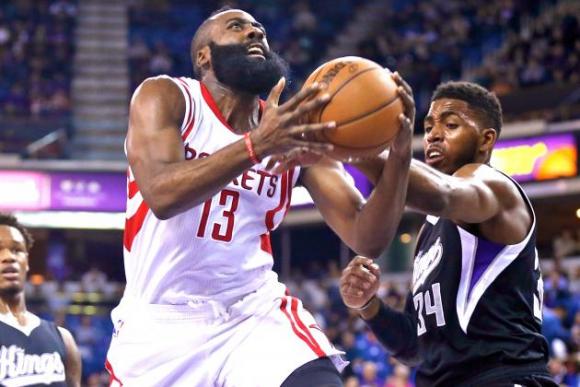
[454,163,513,186]
[455,163,526,208]
[56,325,76,344]
[130,75,192,114]
[134,75,185,97]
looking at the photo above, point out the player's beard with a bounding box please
[209,42,289,95]
[0,284,23,298]
[446,137,480,175]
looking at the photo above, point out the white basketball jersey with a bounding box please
[122,76,299,305]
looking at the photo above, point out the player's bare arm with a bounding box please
[407,162,531,242]
[127,76,334,219]
[57,326,81,387]
[302,100,412,258]
[394,73,531,244]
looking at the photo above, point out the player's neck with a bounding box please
[203,78,261,134]
[0,293,27,322]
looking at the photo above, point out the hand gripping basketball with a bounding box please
[301,56,405,161]
[250,78,336,160]
[389,71,415,159]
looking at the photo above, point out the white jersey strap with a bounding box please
[164,76,195,138]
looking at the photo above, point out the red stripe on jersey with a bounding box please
[260,233,272,254]
[128,179,139,199]
[123,200,150,252]
[105,359,123,386]
[200,82,235,132]
[265,171,289,230]
[280,298,325,357]
[290,297,326,356]
[282,168,295,217]
[200,82,267,135]
[176,78,195,141]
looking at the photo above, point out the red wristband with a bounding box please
[244,132,261,164]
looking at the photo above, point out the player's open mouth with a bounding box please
[1,267,19,280]
[425,148,444,165]
[247,44,265,59]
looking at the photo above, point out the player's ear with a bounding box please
[479,128,496,154]
[197,46,211,75]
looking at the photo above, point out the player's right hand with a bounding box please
[340,256,381,309]
[251,78,335,159]
[390,71,414,160]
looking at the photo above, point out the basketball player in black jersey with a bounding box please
[340,79,557,386]
[0,213,81,387]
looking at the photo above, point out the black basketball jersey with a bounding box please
[409,176,551,386]
[0,316,67,387]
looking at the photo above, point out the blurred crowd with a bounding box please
[470,1,580,96]
[127,0,580,130]
[354,0,580,120]
[0,0,577,127]
[25,253,580,386]
[0,0,76,118]
[554,228,580,260]
[128,0,357,93]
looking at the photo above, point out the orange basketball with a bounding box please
[302,56,404,161]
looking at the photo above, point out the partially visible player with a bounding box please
[106,7,412,387]
[0,213,81,387]
[340,79,557,386]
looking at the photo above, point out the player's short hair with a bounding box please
[0,213,34,251]
[191,5,235,79]
[210,5,234,17]
[431,81,503,137]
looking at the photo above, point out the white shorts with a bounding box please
[105,277,347,387]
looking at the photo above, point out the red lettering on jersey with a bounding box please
[184,143,196,160]
[241,169,255,190]
[255,170,270,195]
[267,175,278,198]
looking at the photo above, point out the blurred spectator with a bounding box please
[360,361,383,387]
[344,375,361,387]
[149,41,173,74]
[553,229,577,258]
[385,362,413,387]
[81,265,108,293]
[73,315,104,379]
[0,0,76,118]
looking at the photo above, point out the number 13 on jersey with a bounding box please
[196,189,240,242]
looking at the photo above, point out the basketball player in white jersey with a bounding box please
[105,7,413,386]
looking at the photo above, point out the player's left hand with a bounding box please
[340,256,381,309]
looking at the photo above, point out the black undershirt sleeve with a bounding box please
[364,293,421,366]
